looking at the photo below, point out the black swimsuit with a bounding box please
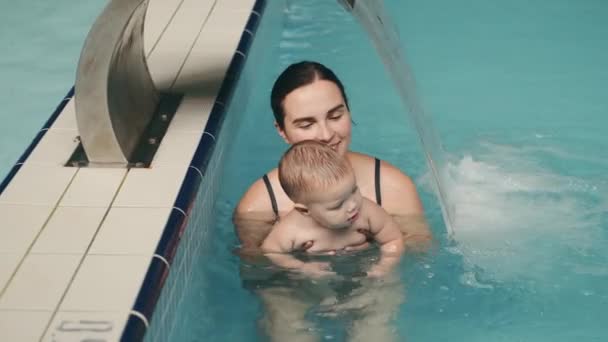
[263,157,383,218]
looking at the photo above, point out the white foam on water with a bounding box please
[421,141,607,282]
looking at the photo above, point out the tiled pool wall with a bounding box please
[122,0,285,340]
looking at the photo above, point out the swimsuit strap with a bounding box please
[262,174,279,218]
[374,157,382,206]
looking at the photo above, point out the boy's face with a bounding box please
[299,173,363,230]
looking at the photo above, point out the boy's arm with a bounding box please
[262,223,334,278]
[261,226,307,270]
[365,200,405,276]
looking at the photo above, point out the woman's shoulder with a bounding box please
[347,151,405,178]
[347,150,375,163]
[234,168,280,215]
[348,150,423,215]
[347,151,406,174]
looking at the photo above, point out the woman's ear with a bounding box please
[294,203,310,216]
[274,121,290,144]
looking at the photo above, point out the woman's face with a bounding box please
[276,79,352,157]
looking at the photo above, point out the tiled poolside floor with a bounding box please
[0,0,257,340]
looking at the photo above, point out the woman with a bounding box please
[235,61,431,252]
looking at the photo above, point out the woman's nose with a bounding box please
[317,123,333,142]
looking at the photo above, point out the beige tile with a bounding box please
[205,3,253,32]
[61,255,151,311]
[173,20,246,92]
[26,129,79,166]
[144,0,185,56]
[0,204,54,254]
[112,166,187,208]
[0,254,80,310]
[31,207,107,255]
[152,131,201,166]
[0,310,53,342]
[147,0,215,90]
[0,254,22,291]
[164,93,214,133]
[218,0,256,11]
[50,98,77,130]
[60,168,126,207]
[0,164,77,206]
[42,310,129,342]
[90,207,171,255]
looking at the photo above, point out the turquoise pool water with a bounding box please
[0,0,106,176]
[2,0,607,341]
[167,0,608,341]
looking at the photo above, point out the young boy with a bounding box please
[261,140,405,278]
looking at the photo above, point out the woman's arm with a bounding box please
[379,160,433,251]
[379,161,424,215]
[365,200,405,277]
[233,177,277,250]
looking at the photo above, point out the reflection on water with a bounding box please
[233,213,431,341]
[239,246,405,342]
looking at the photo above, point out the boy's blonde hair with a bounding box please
[278,140,352,202]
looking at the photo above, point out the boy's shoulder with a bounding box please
[273,209,309,230]
[358,197,391,229]
[360,197,386,215]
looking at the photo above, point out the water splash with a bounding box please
[421,141,608,281]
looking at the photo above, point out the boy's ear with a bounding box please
[294,203,310,215]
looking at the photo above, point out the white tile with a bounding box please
[0,164,77,206]
[42,310,129,342]
[60,168,126,207]
[144,0,186,56]
[90,207,171,255]
[26,129,79,165]
[0,254,80,310]
[61,255,151,311]
[163,94,214,133]
[0,254,22,291]
[0,310,53,342]
[112,166,187,207]
[50,98,77,130]
[152,131,201,166]
[147,0,215,90]
[0,204,54,254]
[31,207,107,255]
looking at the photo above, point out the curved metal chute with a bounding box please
[75,0,159,166]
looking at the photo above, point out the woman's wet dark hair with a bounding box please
[271,61,349,129]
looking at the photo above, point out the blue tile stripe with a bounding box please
[154,209,188,261]
[121,1,267,340]
[0,87,74,195]
[121,312,148,342]
[132,258,171,319]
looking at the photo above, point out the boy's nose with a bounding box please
[346,200,357,213]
